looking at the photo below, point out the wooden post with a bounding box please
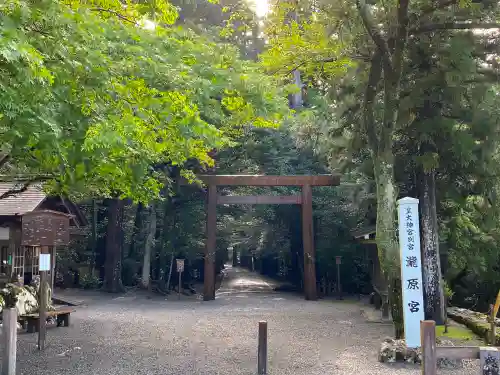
[381,294,389,319]
[444,293,449,334]
[204,184,217,301]
[421,320,437,375]
[491,304,497,346]
[258,321,268,375]
[301,184,317,301]
[336,256,342,300]
[178,269,182,300]
[232,248,238,266]
[51,246,56,291]
[2,308,17,375]
[480,346,500,375]
[38,246,49,350]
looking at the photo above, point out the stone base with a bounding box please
[378,338,422,363]
[378,338,465,369]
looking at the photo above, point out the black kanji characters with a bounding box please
[407,278,419,290]
[408,300,420,313]
[406,256,418,268]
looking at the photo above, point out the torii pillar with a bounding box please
[201,175,340,301]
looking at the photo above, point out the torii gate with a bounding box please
[200,174,340,301]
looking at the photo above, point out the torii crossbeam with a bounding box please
[201,174,340,301]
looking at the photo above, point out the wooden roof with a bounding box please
[351,226,376,239]
[0,183,45,215]
[0,182,87,227]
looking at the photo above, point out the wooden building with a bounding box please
[352,226,389,316]
[351,226,381,289]
[0,183,87,288]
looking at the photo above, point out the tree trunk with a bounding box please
[157,206,167,288]
[128,202,145,259]
[357,0,410,337]
[103,198,125,293]
[96,200,108,281]
[166,251,175,291]
[419,165,445,324]
[290,70,303,109]
[141,202,156,289]
[373,154,404,338]
[287,5,302,111]
[232,248,238,266]
[152,206,163,281]
[89,199,97,274]
[159,196,176,289]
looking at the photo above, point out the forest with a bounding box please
[3,0,500,337]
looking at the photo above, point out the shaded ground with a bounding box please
[4,266,480,375]
[216,265,281,296]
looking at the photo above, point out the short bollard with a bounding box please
[258,321,268,375]
[421,320,437,375]
[2,308,17,375]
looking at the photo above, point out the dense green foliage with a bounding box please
[0,0,288,202]
[4,0,500,335]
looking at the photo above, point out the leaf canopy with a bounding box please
[0,0,289,202]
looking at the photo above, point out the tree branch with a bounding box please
[356,0,393,74]
[477,67,500,81]
[269,54,371,75]
[393,0,410,79]
[364,51,383,155]
[90,8,137,24]
[24,26,50,36]
[412,22,500,34]
[417,0,458,18]
[270,56,355,76]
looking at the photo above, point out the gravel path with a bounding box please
[4,267,480,375]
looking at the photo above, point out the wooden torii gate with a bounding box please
[200,174,340,301]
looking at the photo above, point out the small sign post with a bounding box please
[335,256,342,300]
[398,197,425,348]
[493,290,500,318]
[176,259,184,300]
[38,248,51,350]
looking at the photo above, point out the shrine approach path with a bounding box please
[11,266,479,375]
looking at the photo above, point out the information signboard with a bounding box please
[176,259,184,273]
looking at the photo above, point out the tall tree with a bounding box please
[103,198,126,293]
[0,0,289,204]
[262,0,500,335]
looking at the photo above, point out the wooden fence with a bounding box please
[421,320,499,375]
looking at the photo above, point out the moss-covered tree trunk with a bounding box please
[357,0,410,338]
[373,153,404,338]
